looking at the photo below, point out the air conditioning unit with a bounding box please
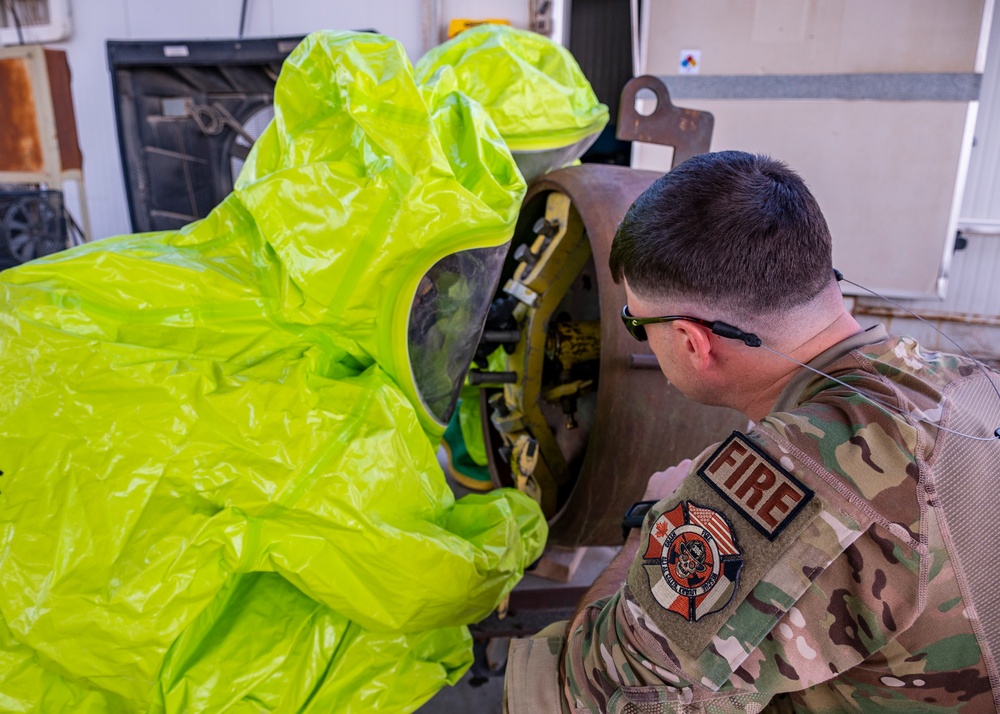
[0,0,71,45]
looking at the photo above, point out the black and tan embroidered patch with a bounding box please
[698,432,813,541]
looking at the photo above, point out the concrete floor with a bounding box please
[417,545,616,712]
[416,668,507,714]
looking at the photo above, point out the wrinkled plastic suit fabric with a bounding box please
[0,31,546,713]
[415,24,609,152]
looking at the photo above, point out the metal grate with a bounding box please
[0,0,49,29]
[107,37,302,233]
[0,188,67,269]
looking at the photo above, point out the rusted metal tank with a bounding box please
[479,77,746,546]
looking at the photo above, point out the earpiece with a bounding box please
[711,321,762,348]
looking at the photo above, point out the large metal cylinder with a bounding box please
[483,164,746,546]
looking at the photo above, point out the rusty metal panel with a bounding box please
[44,49,82,172]
[0,56,44,174]
[617,75,714,168]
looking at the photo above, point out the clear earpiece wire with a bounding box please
[755,273,1000,442]
[758,344,1000,442]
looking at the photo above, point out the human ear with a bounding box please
[672,321,713,371]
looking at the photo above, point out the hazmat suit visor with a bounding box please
[408,243,507,424]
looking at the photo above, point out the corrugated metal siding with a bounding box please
[568,0,632,122]
[963,1,1000,220]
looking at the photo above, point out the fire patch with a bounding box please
[698,432,813,540]
[641,501,743,622]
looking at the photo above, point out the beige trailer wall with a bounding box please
[633,0,993,299]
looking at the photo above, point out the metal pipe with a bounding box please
[852,305,1000,328]
[482,330,522,343]
[469,370,519,386]
[238,0,249,39]
[628,354,660,370]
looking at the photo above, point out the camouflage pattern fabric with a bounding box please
[562,326,1000,712]
[504,621,572,714]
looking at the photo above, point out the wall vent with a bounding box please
[0,0,71,45]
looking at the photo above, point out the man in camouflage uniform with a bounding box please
[504,151,1000,712]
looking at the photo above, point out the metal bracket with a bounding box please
[616,75,714,167]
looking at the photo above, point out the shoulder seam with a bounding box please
[757,427,924,553]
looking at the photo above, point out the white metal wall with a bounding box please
[854,0,1000,359]
[632,0,991,299]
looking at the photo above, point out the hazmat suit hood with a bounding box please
[236,30,526,431]
[0,30,545,713]
[415,24,609,182]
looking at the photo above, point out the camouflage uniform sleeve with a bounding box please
[563,422,924,713]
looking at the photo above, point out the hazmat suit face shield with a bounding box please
[407,243,508,425]
[510,131,602,184]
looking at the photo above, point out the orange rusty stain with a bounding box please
[45,49,83,171]
[0,57,44,174]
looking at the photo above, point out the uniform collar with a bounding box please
[771,324,889,413]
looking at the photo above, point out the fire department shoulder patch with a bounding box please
[641,501,744,622]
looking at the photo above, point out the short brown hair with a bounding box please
[609,151,833,319]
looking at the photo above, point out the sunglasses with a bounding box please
[620,305,762,347]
